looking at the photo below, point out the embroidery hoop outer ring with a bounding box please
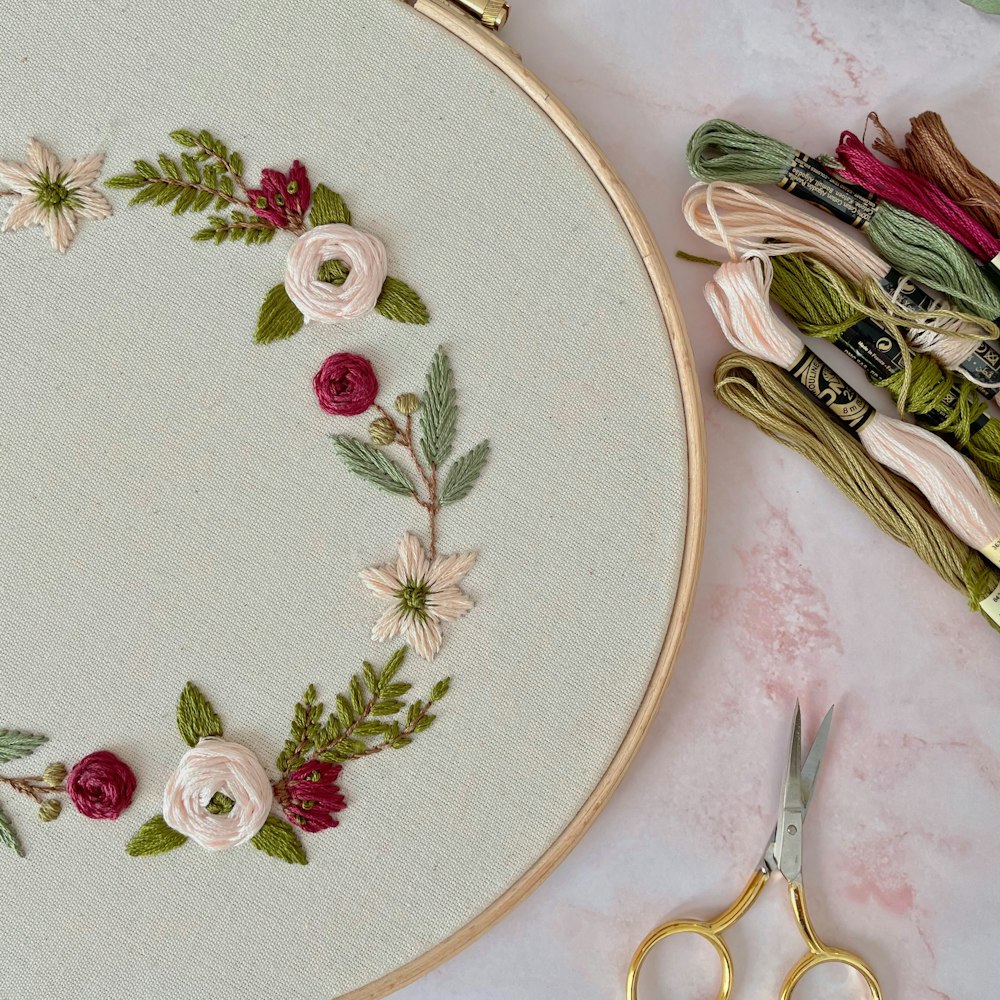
[343,3,707,998]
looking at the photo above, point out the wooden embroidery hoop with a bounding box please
[342,3,707,997]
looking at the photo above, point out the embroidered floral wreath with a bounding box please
[1,131,490,865]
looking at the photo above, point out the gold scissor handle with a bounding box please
[781,882,882,1000]
[626,869,768,1000]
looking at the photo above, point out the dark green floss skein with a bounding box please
[770,253,1000,495]
[686,119,1000,319]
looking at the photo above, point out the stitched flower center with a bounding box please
[32,173,76,211]
[398,578,429,618]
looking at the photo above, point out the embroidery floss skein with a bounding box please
[871,112,1000,238]
[704,254,1000,566]
[767,253,1000,493]
[713,351,1000,629]
[686,119,1000,319]
[682,181,1000,393]
[837,131,1000,281]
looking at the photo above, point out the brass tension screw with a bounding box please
[451,0,510,30]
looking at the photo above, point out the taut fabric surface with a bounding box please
[0,1,688,997]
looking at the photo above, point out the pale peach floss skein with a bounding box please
[705,254,1000,566]
[684,181,998,380]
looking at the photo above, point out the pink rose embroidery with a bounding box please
[313,352,379,416]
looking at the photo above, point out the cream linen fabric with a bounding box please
[0,1,688,997]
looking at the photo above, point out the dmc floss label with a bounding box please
[980,579,1000,626]
[778,153,878,229]
[833,320,990,435]
[879,269,1000,400]
[981,536,1000,569]
[788,348,877,435]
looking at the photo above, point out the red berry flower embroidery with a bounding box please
[247,160,312,231]
[66,751,138,820]
[313,352,379,416]
[278,760,346,833]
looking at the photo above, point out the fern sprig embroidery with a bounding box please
[126,649,447,865]
[105,127,428,339]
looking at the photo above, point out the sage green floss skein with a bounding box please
[714,351,1000,632]
[686,119,1000,319]
[769,253,1000,495]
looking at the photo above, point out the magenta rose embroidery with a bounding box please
[278,760,346,834]
[313,352,379,416]
[66,750,137,820]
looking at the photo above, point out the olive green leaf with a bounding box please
[440,440,490,505]
[0,802,25,858]
[250,816,308,865]
[375,277,429,325]
[0,729,47,765]
[420,347,457,466]
[332,436,417,496]
[177,682,223,747]
[126,815,188,857]
[255,283,305,344]
[310,184,352,227]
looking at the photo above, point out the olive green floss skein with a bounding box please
[770,253,1000,495]
[714,351,1000,631]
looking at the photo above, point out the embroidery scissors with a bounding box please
[626,703,882,999]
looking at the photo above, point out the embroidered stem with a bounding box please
[373,405,441,558]
[0,774,62,803]
[343,695,443,760]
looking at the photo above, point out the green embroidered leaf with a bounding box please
[250,816,308,865]
[332,436,416,496]
[169,129,199,148]
[126,815,188,857]
[0,801,25,858]
[177,682,223,747]
[440,440,490,505]
[362,661,379,694]
[379,647,407,688]
[376,277,430,325]
[420,347,458,466]
[310,184,352,227]
[430,677,451,702]
[104,173,149,190]
[0,729,47,764]
[255,284,305,345]
[349,675,365,715]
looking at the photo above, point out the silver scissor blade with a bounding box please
[800,705,834,812]
[773,702,805,883]
[759,704,835,876]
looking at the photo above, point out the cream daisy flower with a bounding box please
[361,534,476,661]
[0,138,112,253]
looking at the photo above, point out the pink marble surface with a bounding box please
[396,3,1000,998]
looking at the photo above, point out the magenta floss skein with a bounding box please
[837,131,1000,287]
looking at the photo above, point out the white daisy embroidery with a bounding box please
[361,534,476,661]
[0,138,112,253]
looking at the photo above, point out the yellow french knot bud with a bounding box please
[369,416,397,446]
[42,762,68,787]
[394,392,421,415]
[38,799,62,822]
